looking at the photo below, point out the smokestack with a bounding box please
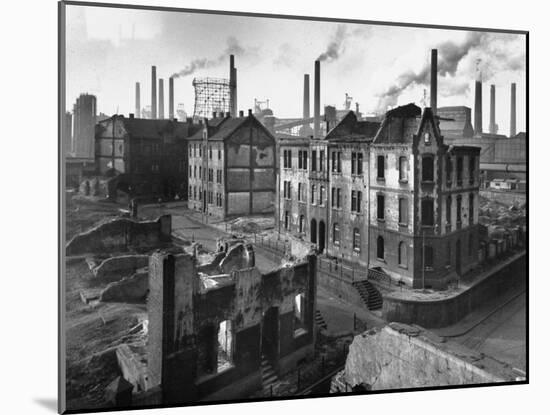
[135,82,140,118]
[229,55,237,117]
[159,78,164,119]
[489,84,496,134]
[151,66,157,119]
[474,79,482,135]
[510,83,516,137]
[314,60,320,138]
[303,74,310,119]
[430,49,437,114]
[169,77,174,120]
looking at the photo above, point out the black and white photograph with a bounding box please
[56,1,528,413]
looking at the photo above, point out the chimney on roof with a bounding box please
[510,82,517,137]
[314,60,321,138]
[303,74,310,119]
[151,66,157,119]
[248,109,252,116]
[169,77,174,119]
[212,111,217,118]
[430,49,437,115]
[229,55,237,117]
[489,84,497,134]
[158,78,164,119]
[135,82,140,118]
[129,113,134,119]
[239,110,244,117]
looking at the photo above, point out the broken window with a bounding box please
[298,150,303,169]
[303,151,308,170]
[218,147,221,160]
[333,223,340,245]
[351,190,362,213]
[422,155,434,182]
[421,199,434,226]
[377,194,385,220]
[331,151,337,172]
[311,150,317,171]
[298,183,304,202]
[446,195,452,224]
[284,211,289,230]
[398,241,407,267]
[337,188,341,208]
[351,152,357,175]
[217,320,234,373]
[377,155,385,180]
[337,152,342,172]
[446,155,453,186]
[456,195,462,224]
[331,187,336,208]
[457,156,463,186]
[469,193,475,224]
[399,156,408,181]
[311,185,316,204]
[357,152,363,175]
[353,228,361,251]
[319,186,325,206]
[209,145,212,160]
[294,293,307,336]
[377,236,384,260]
[469,156,476,185]
[319,150,325,172]
[299,215,305,233]
[424,246,434,269]
[399,198,408,225]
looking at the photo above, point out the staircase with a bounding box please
[353,280,383,310]
[315,310,328,330]
[261,355,279,395]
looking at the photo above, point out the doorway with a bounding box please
[310,219,317,244]
[261,307,279,364]
[318,220,326,253]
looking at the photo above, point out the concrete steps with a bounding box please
[260,356,279,395]
[315,310,328,330]
[353,280,383,311]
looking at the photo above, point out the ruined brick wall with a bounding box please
[66,215,172,255]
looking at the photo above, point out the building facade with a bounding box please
[277,105,481,289]
[188,111,277,219]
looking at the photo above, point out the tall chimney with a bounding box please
[169,77,174,120]
[510,83,516,137]
[314,60,321,138]
[159,78,164,119]
[430,49,437,114]
[489,84,496,134]
[474,76,482,135]
[303,74,310,119]
[229,55,237,117]
[151,66,157,119]
[135,82,140,118]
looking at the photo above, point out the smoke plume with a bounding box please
[317,25,347,62]
[171,36,246,78]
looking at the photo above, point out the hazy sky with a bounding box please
[65,4,527,134]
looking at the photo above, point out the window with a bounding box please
[446,243,451,266]
[337,152,342,172]
[303,151,308,170]
[456,195,462,223]
[399,156,408,182]
[199,145,202,157]
[351,190,362,213]
[351,152,363,175]
[311,150,317,171]
[337,188,341,208]
[377,155,385,179]
[217,320,234,373]
[333,223,340,245]
[298,150,303,169]
[298,183,306,202]
[399,198,408,225]
[283,181,291,199]
[421,199,434,226]
[422,156,434,182]
[398,241,407,267]
[284,211,289,230]
[377,236,384,260]
[218,147,221,160]
[446,155,453,186]
[151,163,160,173]
[319,151,325,171]
[311,185,316,204]
[331,151,337,172]
[457,156,463,186]
[424,132,431,145]
[283,149,292,168]
[446,195,452,224]
[352,152,357,175]
[424,246,434,269]
[209,145,212,159]
[189,165,192,177]
[208,168,213,182]
[294,293,307,336]
[319,186,325,206]
[353,228,361,251]
[299,215,305,233]
[331,187,336,208]
[469,156,476,185]
[469,193,475,224]
[199,166,202,179]
[377,194,385,220]
[357,152,363,175]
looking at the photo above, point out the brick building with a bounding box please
[188,111,277,219]
[277,104,481,289]
[95,114,193,200]
[147,251,317,403]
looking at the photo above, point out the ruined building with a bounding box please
[147,251,317,403]
[72,93,97,159]
[187,111,277,219]
[277,104,481,289]
[95,115,197,200]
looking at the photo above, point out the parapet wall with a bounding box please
[66,215,172,255]
[382,251,526,328]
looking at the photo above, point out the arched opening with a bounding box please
[318,221,326,253]
[310,219,317,244]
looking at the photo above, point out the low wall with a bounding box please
[382,251,526,328]
[66,215,172,255]
[93,255,149,282]
[317,269,365,310]
[480,190,526,206]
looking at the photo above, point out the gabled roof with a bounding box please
[373,103,422,144]
[188,114,275,143]
[325,111,381,142]
[121,117,187,139]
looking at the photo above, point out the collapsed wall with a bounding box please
[331,323,520,392]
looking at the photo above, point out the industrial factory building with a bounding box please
[187,110,277,219]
